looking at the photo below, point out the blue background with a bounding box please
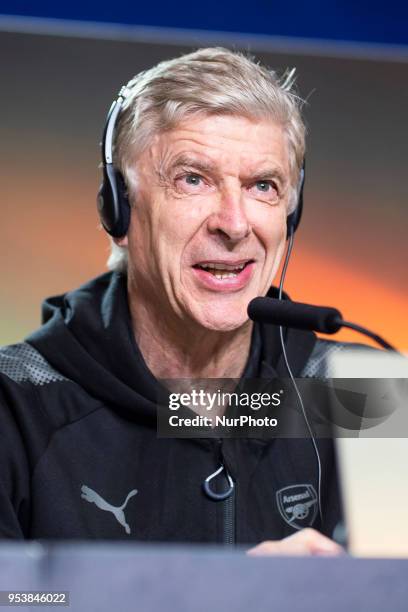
[1,1,407,46]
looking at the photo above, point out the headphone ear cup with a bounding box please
[286,198,303,238]
[97,164,130,238]
[286,164,305,239]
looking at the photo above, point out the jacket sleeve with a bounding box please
[0,387,31,538]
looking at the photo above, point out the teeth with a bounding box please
[199,262,246,271]
[214,272,238,279]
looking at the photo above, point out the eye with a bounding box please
[184,173,202,186]
[255,180,274,193]
[174,172,209,195]
[248,180,279,202]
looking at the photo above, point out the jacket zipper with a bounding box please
[203,439,236,544]
[222,488,235,545]
[218,439,236,545]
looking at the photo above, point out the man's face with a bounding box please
[122,114,291,331]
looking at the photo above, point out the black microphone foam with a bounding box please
[248,297,343,334]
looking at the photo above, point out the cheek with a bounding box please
[253,211,287,289]
[126,195,165,276]
[127,207,152,263]
[125,201,202,291]
[157,199,209,256]
[255,207,287,259]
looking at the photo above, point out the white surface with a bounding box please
[331,348,408,557]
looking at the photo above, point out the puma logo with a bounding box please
[81,485,138,535]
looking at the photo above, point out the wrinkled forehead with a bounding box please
[141,114,292,179]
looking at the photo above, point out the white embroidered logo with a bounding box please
[276,484,318,530]
[81,485,138,535]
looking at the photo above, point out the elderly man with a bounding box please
[0,48,342,554]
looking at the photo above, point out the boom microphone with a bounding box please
[248,297,398,352]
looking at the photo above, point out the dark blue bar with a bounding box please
[2,0,408,46]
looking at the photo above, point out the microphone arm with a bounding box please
[248,297,399,353]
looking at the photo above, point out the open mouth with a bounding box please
[192,260,254,280]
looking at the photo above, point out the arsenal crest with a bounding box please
[276,484,318,530]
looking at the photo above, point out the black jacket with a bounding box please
[0,272,343,543]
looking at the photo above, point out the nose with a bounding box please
[207,187,251,243]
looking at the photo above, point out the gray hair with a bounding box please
[107,47,306,272]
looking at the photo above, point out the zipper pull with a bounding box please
[203,464,234,501]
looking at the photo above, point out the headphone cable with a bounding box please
[278,231,323,525]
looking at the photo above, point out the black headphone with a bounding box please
[97,85,305,239]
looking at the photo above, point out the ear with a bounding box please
[113,235,128,247]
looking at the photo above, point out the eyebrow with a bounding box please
[246,167,287,187]
[164,154,217,176]
[162,154,288,187]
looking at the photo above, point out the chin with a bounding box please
[188,300,250,333]
[201,318,247,333]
